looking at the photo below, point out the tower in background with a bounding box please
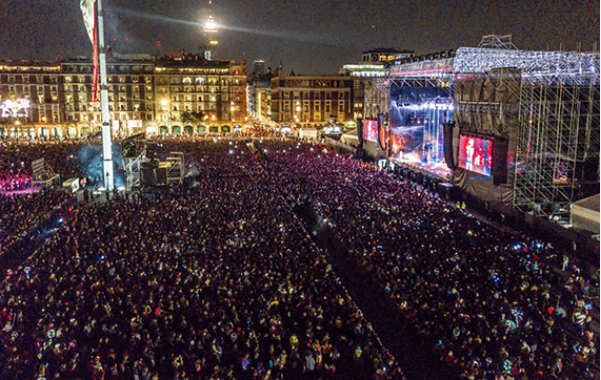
[253,60,265,76]
[202,0,219,60]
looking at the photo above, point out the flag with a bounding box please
[80,0,95,44]
[80,0,99,102]
[92,6,99,102]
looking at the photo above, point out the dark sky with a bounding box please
[0,0,598,74]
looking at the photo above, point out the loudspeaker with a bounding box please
[141,168,158,187]
[443,123,457,169]
[156,168,167,185]
[357,118,364,147]
[378,114,386,151]
[492,138,508,185]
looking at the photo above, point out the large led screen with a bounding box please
[363,119,378,142]
[458,135,493,176]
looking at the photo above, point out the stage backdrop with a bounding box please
[453,68,520,206]
[388,85,452,163]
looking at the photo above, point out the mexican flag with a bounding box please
[80,0,99,102]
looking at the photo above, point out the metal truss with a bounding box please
[166,152,184,185]
[379,35,600,216]
[513,75,600,217]
[360,77,391,120]
[453,47,600,87]
[123,150,145,190]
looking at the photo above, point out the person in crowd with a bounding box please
[257,139,599,380]
[0,139,403,380]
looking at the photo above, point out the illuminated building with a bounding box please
[247,66,274,123]
[253,60,265,77]
[0,61,63,139]
[0,52,247,138]
[343,48,413,121]
[360,48,414,64]
[270,67,353,127]
[154,51,247,134]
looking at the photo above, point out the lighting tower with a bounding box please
[203,0,219,60]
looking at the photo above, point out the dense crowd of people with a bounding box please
[0,191,70,254]
[257,140,599,380]
[0,140,402,380]
[0,135,598,380]
[0,140,101,192]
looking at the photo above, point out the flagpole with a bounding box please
[97,0,114,191]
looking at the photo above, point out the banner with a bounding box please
[80,0,99,102]
[80,0,95,44]
[92,2,99,102]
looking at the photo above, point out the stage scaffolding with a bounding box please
[123,150,145,190]
[380,35,600,214]
[513,68,600,216]
[121,133,146,190]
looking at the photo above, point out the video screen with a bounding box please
[458,135,493,176]
[364,119,378,142]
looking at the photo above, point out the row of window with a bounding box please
[157,86,229,94]
[2,75,59,84]
[168,94,230,102]
[66,104,153,112]
[280,91,350,100]
[68,76,154,84]
[67,113,153,122]
[65,94,154,103]
[157,77,242,85]
[281,103,346,114]
[1,84,58,93]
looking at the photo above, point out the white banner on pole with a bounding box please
[80,0,96,44]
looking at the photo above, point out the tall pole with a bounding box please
[97,0,114,191]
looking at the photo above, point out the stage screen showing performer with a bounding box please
[363,119,378,142]
[458,135,493,176]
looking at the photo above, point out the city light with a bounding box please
[204,15,218,32]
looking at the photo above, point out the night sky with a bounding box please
[0,0,598,74]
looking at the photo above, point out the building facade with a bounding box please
[270,74,353,127]
[343,48,413,121]
[0,53,247,139]
[247,66,275,124]
[0,61,64,139]
[153,56,247,135]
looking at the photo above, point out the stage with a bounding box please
[389,157,452,181]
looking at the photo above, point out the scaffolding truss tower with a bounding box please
[513,74,600,216]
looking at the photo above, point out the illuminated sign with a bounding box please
[1,99,30,118]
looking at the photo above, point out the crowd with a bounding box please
[0,140,102,192]
[0,190,70,257]
[0,135,597,380]
[255,141,599,379]
[257,140,599,380]
[0,140,403,380]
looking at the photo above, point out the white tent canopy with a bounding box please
[570,194,600,237]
